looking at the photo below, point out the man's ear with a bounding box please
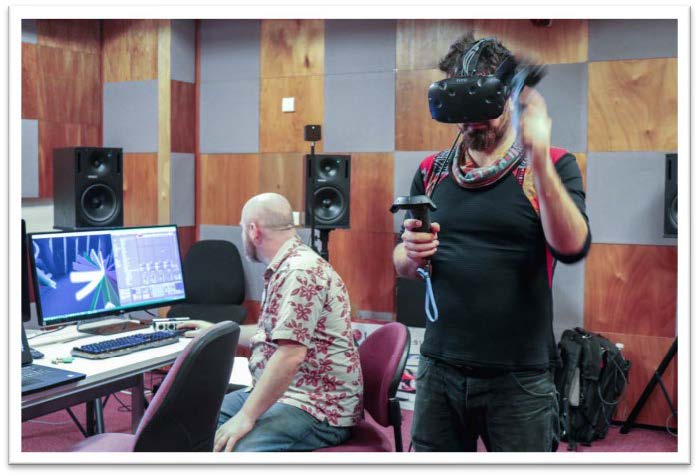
[249,222,263,244]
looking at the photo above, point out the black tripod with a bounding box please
[620,337,677,434]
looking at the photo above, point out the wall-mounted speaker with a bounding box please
[53,147,124,230]
[305,154,351,229]
[664,153,677,238]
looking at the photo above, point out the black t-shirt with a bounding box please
[404,151,591,370]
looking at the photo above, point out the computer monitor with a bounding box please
[22,219,31,322]
[28,225,186,327]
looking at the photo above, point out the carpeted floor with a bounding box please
[22,386,678,453]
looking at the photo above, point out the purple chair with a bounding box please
[317,322,410,452]
[72,321,240,452]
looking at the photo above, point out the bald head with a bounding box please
[242,193,294,231]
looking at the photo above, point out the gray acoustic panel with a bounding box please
[536,62,587,153]
[325,20,396,75]
[200,79,259,153]
[589,19,677,61]
[22,119,39,198]
[199,225,312,302]
[170,153,195,226]
[171,20,196,83]
[103,81,158,153]
[587,152,677,246]
[552,259,585,340]
[22,19,37,44]
[393,151,438,232]
[200,19,260,81]
[324,71,395,152]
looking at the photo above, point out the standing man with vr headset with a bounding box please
[393,33,591,452]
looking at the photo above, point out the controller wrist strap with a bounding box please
[416,266,439,323]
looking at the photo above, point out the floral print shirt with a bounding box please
[248,236,363,427]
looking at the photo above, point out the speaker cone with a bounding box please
[669,194,678,228]
[80,184,119,224]
[86,150,113,177]
[312,187,346,224]
[318,157,339,180]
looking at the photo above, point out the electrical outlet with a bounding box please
[282,97,295,112]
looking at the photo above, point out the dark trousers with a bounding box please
[411,355,559,452]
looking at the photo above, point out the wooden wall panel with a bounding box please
[37,20,101,53]
[584,244,677,338]
[260,20,324,78]
[601,332,677,428]
[328,230,395,313]
[396,20,473,71]
[260,75,323,153]
[38,121,99,198]
[396,69,458,151]
[171,80,196,153]
[157,20,172,225]
[347,153,394,233]
[36,46,100,125]
[472,20,588,65]
[573,152,587,192]
[258,153,305,211]
[198,154,261,225]
[588,58,677,152]
[177,225,197,260]
[22,43,39,119]
[123,153,158,226]
[102,20,158,83]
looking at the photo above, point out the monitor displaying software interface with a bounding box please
[29,225,186,326]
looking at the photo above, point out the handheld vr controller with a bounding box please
[390,195,437,233]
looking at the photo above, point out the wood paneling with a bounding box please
[584,244,677,338]
[601,332,677,428]
[102,20,158,83]
[260,20,324,77]
[328,230,395,313]
[260,75,323,153]
[588,58,677,152]
[38,121,99,198]
[37,20,101,53]
[396,19,473,71]
[573,152,587,192]
[396,69,458,151]
[348,153,394,233]
[22,43,39,119]
[171,80,196,153]
[36,45,100,125]
[472,20,588,65]
[123,153,158,226]
[157,20,171,225]
[177,225,197,260]
[198,154,261,225]
[258,153,305,211]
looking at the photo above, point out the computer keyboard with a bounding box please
[71,331,180,360]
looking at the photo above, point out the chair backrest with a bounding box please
[134,321,240,452]
[183,240,245,305]
[359,322,410,427]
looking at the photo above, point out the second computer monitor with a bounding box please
[28,225,186,327]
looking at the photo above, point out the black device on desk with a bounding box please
[22,219,44,360]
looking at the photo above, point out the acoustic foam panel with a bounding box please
[588,19,677,61]
[323,71,395,152]
[170,152,195,226]
[200,20,260,81]
[552,259,586,340]
[393,151,439,232]
[324,20,396,75]
[537,62,588,153]
[171,19,196,83]
[22,19,37,44]
[103,80,158,153]
[586,152,677,246]
[199,79,259,153]
[22,119,39,198]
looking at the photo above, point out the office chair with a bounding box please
[316,322,410,452]
[72,321,240,452]
[168,240,248,324]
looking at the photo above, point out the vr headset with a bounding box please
[428,37,547,124]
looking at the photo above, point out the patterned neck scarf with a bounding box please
[451,138,525,189]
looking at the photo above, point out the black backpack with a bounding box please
[555,327,631,450]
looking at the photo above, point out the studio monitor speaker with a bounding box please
[53,147,124,230]
[305,154,351,229]
[664,153,677,238]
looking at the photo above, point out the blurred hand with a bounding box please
[214,412,255,452]
[518,87,552,168]
[400,219,440,267]
[176,320,214,338]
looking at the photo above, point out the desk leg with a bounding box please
[131,374,146,434]
[94,398,105,434]
[85,398,105,436]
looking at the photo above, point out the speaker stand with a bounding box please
[620,337,677,434]
[310,228,332,263]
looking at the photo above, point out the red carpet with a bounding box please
[23,389,678,453]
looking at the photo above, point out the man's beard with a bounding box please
[243,232,260,263]
[462,106,512,152]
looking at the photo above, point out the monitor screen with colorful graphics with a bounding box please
[28,225,186,326]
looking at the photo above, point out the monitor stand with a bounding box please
[76,315,151,336]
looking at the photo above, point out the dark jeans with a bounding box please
[411,355,559,452]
